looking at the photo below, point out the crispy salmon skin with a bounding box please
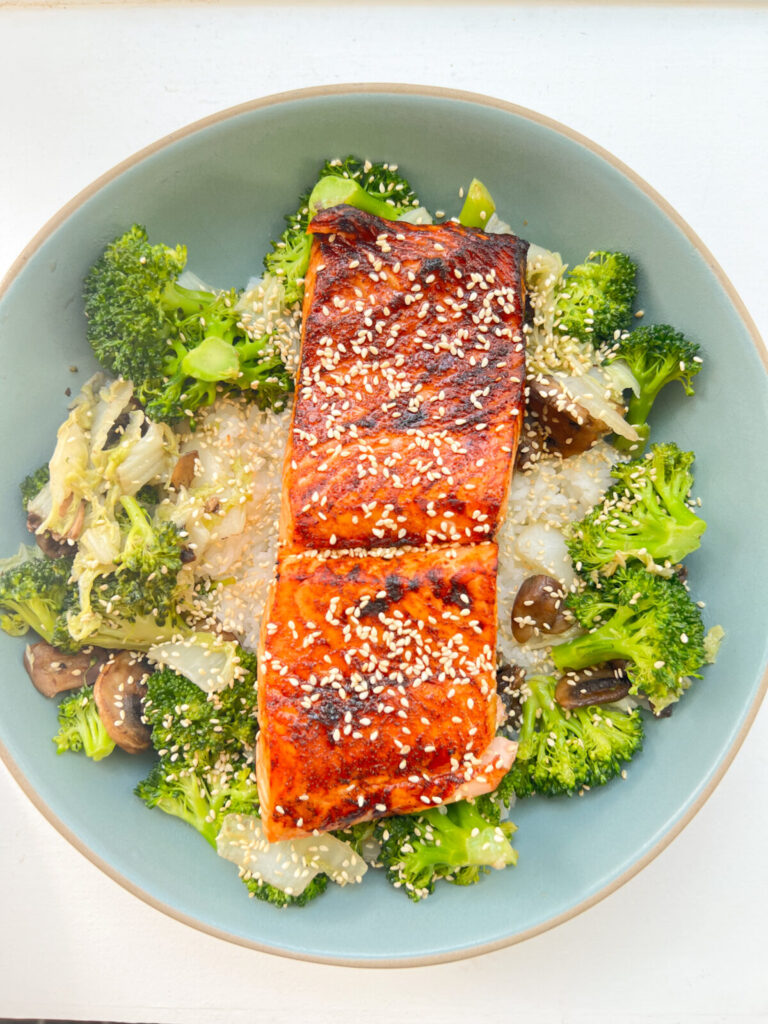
[281,206,529,552]
[257,542,514,841]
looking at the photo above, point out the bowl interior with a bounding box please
[1,87,766,964]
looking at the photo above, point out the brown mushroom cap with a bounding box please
[554,663,631,710]
[170,450,199,490]
[527,374,610,458]
[93,652,152,754]
[25,512,71,559]
[23,643,107,698]
[511,574,571,643]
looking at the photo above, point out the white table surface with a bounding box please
[1,4,767,1022]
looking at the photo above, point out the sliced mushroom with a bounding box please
[511,574,571,643]
[93,652,152,754]
[554,663,631,710]
[526,374,610,457]
[170,449,198,490]
[23,642,107,698]
[26,512,70,558]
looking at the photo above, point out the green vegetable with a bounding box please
[552,566,706,715]
[135,759,259,847]
[113,496,186,623]
[141,656,258,764]
[20,464,50,512]
[498,674,643,799]
[137,656,259,838]
[610,324,702,451]
[376,797,517,902]
[308,175,405,221]
[53,686,115,762]
[555,250,637,343]
[458,178,496,228]
[243,874,329,908]
[264,156,419,306]
[0,544,217,656]
[0,549,71,642]
[567,442,706,576]
[83,225,292,423]
[136,658,327,907]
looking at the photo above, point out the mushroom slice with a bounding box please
[527,374,609,457]
[555,663,631,710]
[170,449,199,490]
[93,651,152,754]
[527,372,638,457]
[25,512,70,559]
[23,642,107,698]
[511,574,571,643]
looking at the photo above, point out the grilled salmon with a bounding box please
[256,541,516,840]
[280,206,529,552]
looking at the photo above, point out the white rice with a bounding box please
[186,400,292,647]
[496,441,619,673]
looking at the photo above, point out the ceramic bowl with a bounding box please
[1,85,766,965]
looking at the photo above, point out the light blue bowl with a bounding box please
[1,85,766,966]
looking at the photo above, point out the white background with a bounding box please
[1,4,767,1022]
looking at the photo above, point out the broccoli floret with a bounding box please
[51,569,206,653]
[142,658,258,765]
[567,442,706,576]
[552,566,706,714]
[555,250,637,344]
[20,464,50,512]
[333,820,377,858]
[113,496,186,622]
[0,552,71,642]
[498,674,643,800]
[137,648,260,845]
[135,757,260,847]
[610,324,702,451]
[376,799,517,902]
[53,580,218,655]
[35,545,216,654]
[83,224,292,423]
[243,874,329,909]
[264,156,419,306]
[53,685,115,761]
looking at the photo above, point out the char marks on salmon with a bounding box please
[280,206,529,552]
[257,543,516,840]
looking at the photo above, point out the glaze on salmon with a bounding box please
[280,206,529,552]
[257,542,516,841]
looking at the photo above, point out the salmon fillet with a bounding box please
[280,206,529,552]
[256,542,515,841]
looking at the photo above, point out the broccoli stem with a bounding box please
[459,179,496,228]
[160,280,217,319]
[516,677,542,754]
[615,392,655,451]
[308,176,403,221]
[180,335,241,382]
[119,494,152,543]
[447,802,517,868]
[552,606,636,671]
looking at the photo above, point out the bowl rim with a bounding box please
[0,81,766,968]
